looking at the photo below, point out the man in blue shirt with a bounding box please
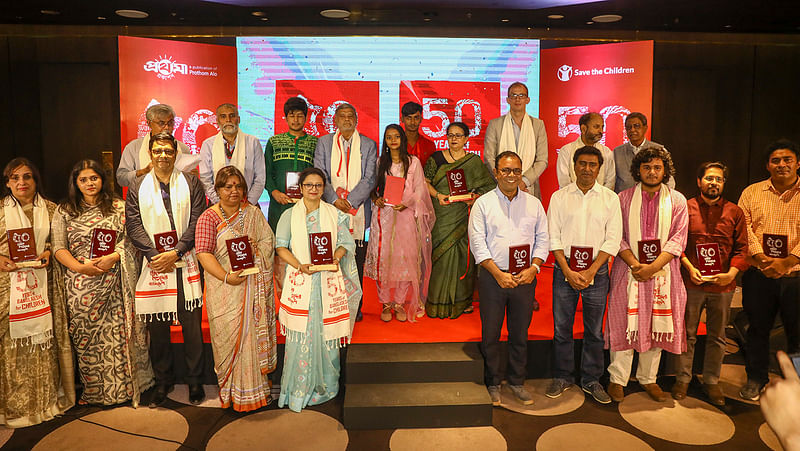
[468,151,549,406]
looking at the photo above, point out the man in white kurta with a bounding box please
[117,103,192,188]
[199,103,266,205]
[556,112,615,190]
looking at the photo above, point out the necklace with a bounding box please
[448,148,463,162]
[219,204,245,237]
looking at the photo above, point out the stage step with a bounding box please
[343,382,493,429]
[346,342,483,384]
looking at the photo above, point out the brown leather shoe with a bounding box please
[671,381,689,400]
[703,383,725,406]
[607,382,625,402]
[642,383,667,402]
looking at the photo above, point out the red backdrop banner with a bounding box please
[118,36,237,155]
[399,80,501,159]
[274,80,380,143]
[538,40,654,209]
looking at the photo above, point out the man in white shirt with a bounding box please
[484,82,549,199]
[546,146,622,404]
[117,104,192,188]
[556,112,615,190]
[613,112,674,193]
[199,103,266,205]
[468,151,549,407]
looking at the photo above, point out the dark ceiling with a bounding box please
[2,0,799,34]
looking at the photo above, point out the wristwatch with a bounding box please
[175,249,184,258]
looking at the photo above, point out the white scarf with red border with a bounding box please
[626,183,674,344]
[278,199,352,347]
[4,196,53,348]
[134,170,202,321]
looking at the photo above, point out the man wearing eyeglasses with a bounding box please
[546,146,622,405]
[125,132,207,407]
[314,103,377,321]
[613,112,674,193]
[199,103,265,205]
[671,161,748,406]
[468,151,549,406]
[484,82,549,199]
[117,103,193,188]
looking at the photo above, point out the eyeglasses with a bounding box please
[447,133,466,139]
[625,123,643,130]
[151,148,176,156]
[151,119,175,128]
[508,94,528,99]
[302,183,324,190]
[703,176,724,183]
[498,168,523,175]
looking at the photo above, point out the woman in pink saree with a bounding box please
[365,124,435,322]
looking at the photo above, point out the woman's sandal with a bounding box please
[380,305,393,322]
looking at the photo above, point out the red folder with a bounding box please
[384,176,405,206]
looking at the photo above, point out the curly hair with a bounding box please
[630,146,675,185]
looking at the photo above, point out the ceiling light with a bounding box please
[547,14,564,20]
[261,18,268,21]
[501,18,509,22]
[40,10,60,16]
[586,21,594,25]
[97,16,107,20]
[423,17,431,22]
[115,9,149,19]
[320,9,350,19]
[251,11,266,17]
[592,14,622,23]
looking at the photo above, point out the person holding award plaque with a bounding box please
[52,159,154,407]
[265,97,318,300]
[671,162,748,406]
[125,132,207,407]
[468,151,549,406]
[737,139,800,402]
[195,166,277,411]
[274,167,362,412]
[0,157,75,427]
[606,146,688,403]
[365,124,435,322]
[546,147,622,405]
[423,122,496,319]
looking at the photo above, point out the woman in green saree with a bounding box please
[423,122,496,319]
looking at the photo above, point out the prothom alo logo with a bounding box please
[144,55,188,80]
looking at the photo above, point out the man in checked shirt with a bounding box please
[738,139,800,401]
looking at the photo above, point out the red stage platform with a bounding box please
[174,265,705,344]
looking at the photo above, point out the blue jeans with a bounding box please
[552,263,609,386]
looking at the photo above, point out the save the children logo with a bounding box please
[143,55,188,80]
[557,65,573,82]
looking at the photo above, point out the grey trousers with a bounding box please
[675,288,733,385]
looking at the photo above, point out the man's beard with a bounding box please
[702,188,721,200]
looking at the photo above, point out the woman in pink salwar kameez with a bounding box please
[365,124,435,322]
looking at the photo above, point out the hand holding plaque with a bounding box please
[763,233,789,259]
[309,232,338,271]
[285,171,301,202]
[153,230,186,268]
[696,242,722,280]
[226,236,259,276]
[446,169,473,202]
[508,244,530,275]
[7,227,44,268]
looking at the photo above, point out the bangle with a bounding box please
[531,263,541,273]
[224,272,229,284]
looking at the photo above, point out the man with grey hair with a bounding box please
[199,103,266,205]
[117,103,192,188]
[313,103,377,321]
[613,112,674,193]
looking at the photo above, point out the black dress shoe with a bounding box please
[189,384,205,405]
[149,384,173,408]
